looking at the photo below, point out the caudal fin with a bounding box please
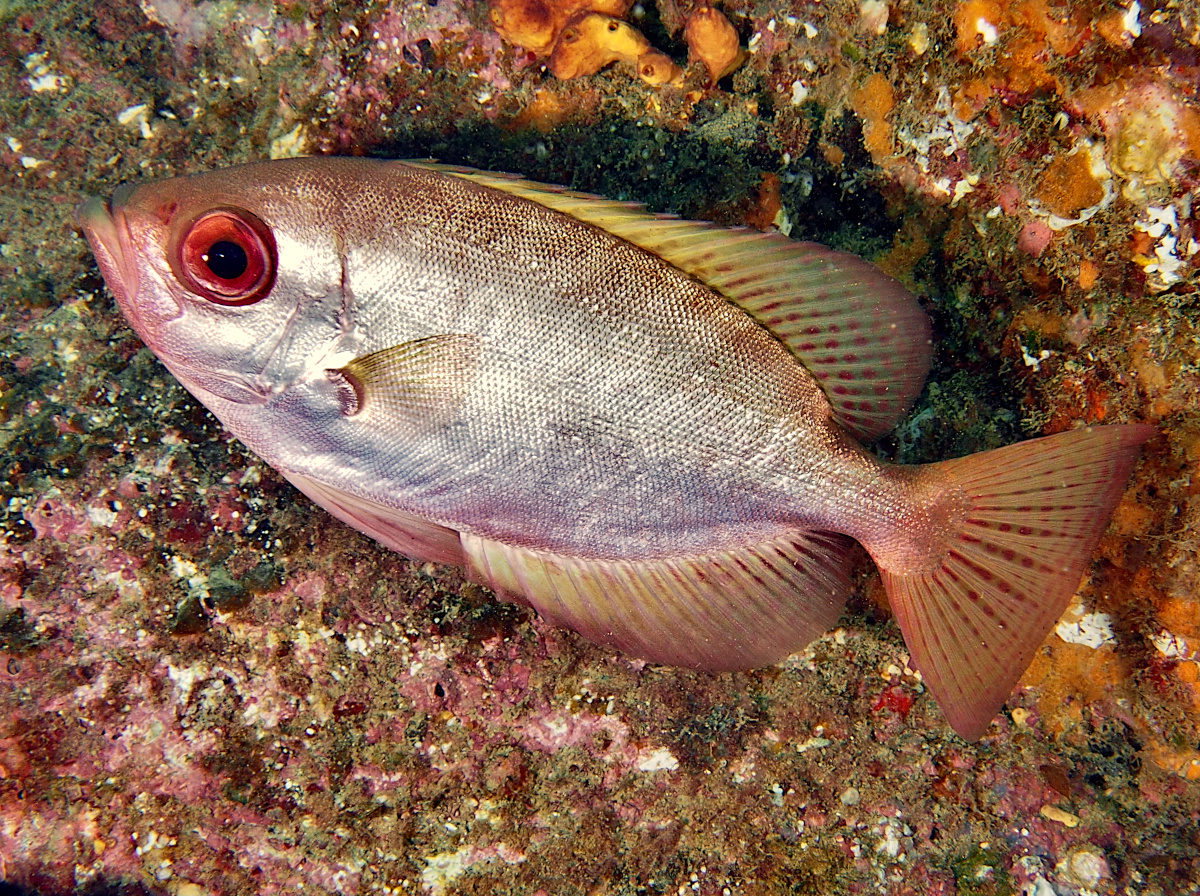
[879,424,1155,740]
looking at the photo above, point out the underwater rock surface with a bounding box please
[0,0,1197,894]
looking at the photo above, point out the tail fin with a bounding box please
[879,424,1155,740]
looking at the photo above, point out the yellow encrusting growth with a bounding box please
[1036,150,1105,219]
[850,74,895,164]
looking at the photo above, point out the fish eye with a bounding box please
[176,208,276,305]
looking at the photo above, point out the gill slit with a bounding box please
[337,239,357,341]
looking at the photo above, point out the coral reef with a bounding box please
[0,0,1198,894]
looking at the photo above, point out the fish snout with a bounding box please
[76,194,141,323]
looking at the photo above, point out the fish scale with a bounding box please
[78,157,1153,740]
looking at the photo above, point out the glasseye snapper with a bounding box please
[77,158,1152,740]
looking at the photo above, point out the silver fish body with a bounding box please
[79,158,1151,739]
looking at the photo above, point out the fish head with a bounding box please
[76,161,360,408]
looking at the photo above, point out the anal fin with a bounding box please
[282,469,465,567]
[462,530,857,671]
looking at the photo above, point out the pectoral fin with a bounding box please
[325,334,482,429]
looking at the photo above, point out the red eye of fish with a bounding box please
[177,209,276,305]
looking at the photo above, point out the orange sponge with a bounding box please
[548,12,651,79]
[636,50,684,87]
[684,6,746,85]
[490,0,633,56]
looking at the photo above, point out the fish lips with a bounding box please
[76,189,149,331]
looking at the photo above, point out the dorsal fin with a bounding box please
[461,529,857,671]
[417,163,932,441]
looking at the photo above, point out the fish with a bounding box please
[76,157,1153,740]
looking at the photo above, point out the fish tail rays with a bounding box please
[870,424,1155,741]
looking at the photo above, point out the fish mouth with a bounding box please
[76,190,270,408]
[75,191,141,324]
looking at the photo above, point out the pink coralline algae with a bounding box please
[1017,219,1054,256]
[359,0,479,78]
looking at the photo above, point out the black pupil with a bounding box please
[204,240,248,280]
